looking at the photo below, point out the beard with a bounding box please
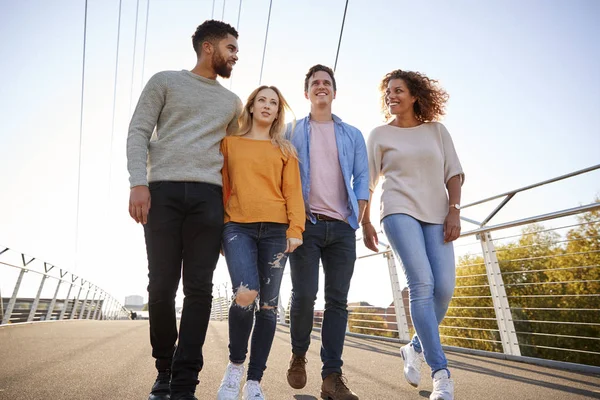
[212,50,232,78]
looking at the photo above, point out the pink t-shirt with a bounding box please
[308,120,350,221]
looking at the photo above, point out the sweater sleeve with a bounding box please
[226,97,243,135]
[367,129,382,192]
[126,72,167,187]
[439,123,465,185]
[282,155,306,239]
[220,138,231,206]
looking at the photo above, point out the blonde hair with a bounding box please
[233,85,297,159]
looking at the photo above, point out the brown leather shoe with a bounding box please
[320,373,359,400]
[287,353,308,389]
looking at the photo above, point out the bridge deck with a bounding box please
[0,320,599,399]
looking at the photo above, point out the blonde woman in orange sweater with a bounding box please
[217,86,305,400]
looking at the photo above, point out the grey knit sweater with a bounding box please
[127,70,242,188]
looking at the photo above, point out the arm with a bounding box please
[362,130,381,252]
[352,130,370,216]
[220,139,230,206]
[126,73,167,224]
[444,175,462,242]
[440,123,465,242]
[226,97,243,135]
[282,155,305,252]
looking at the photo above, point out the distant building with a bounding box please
[124,295,144,311]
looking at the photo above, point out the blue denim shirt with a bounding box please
[285,114,369,230]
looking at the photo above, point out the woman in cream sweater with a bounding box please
[363,70,464,400]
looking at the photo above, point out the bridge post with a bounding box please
[1,269,26,325]
[92,291,103,320]
[46,279,63,321]
[479,232,521,356]
[70,286,84,319]
[27,272,49,322]
[79,284,91,319]
[385,252,411,342]
[59,280,75,320]
[85,288,97,319]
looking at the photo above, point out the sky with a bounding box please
[1,0,599,309]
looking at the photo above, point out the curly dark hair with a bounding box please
[192,20,238,55]
[379,69,449,122]
[304,64,337,92]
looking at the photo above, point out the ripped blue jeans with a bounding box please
[222,222,288,382]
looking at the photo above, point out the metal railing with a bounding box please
[0,246,130,324]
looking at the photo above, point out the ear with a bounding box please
[333,91,337,100]
[304,91,309,100]
[249,107,253,114]
[202,41,213,55]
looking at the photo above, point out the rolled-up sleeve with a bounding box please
[352,130,370,201]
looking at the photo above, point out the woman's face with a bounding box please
[251,88,280,126]
[385,78,416,117]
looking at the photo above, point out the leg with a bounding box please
[144,181,184,371]
[382,214,448,373]
[423,223,456,326]
[171,182,224,395]
[289,222,323,355]
[247,223,288,382]
[320,221,356,379]
[222,222,260,365]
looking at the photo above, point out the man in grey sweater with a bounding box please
[127,20,242,400]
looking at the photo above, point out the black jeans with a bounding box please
[144,181,223,394]
[289,219,356,379]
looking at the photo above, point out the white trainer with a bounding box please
[242,380,265,400]
[430,369,454,400]
[400,343,424,387]
[217,362,245,400]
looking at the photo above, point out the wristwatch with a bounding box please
[450,204,461,210]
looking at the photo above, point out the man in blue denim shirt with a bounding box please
[285,64,368,400]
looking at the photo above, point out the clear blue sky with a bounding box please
[1,0,599,307]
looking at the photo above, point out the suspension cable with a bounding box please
[212,0,216,18]
[258,0,273,85]
[128,0,141,114]
[140,0,150,88]
[74,0,89,273]
[107,0,123,209]
[333,0,349,72]
[222,0,226,20]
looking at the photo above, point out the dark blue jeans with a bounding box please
[222,222,288,382]
[289,219,356,379]
[143,181,223,395]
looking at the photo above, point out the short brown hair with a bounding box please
[304,64,337,92]
[379,69,449,122]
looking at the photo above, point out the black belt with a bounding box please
[312,213,341,222]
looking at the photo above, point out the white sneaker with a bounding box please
[400,344,424,387]
[242,380,265,400]
[430,369,454,400]
[217,362,245,400]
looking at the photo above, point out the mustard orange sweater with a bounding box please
[221,136,305,239]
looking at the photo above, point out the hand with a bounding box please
[443,209,461,242]
[285,238,303,253]
[362,222,379,252]
[129,185,151,224]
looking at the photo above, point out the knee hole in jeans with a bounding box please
[234,290,258,307]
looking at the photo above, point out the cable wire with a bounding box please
[74,0,89,273]
[334,0,349,72]
[258,0,273,85]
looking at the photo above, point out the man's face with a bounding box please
[211,34,239,78]
[305,70,336,107]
